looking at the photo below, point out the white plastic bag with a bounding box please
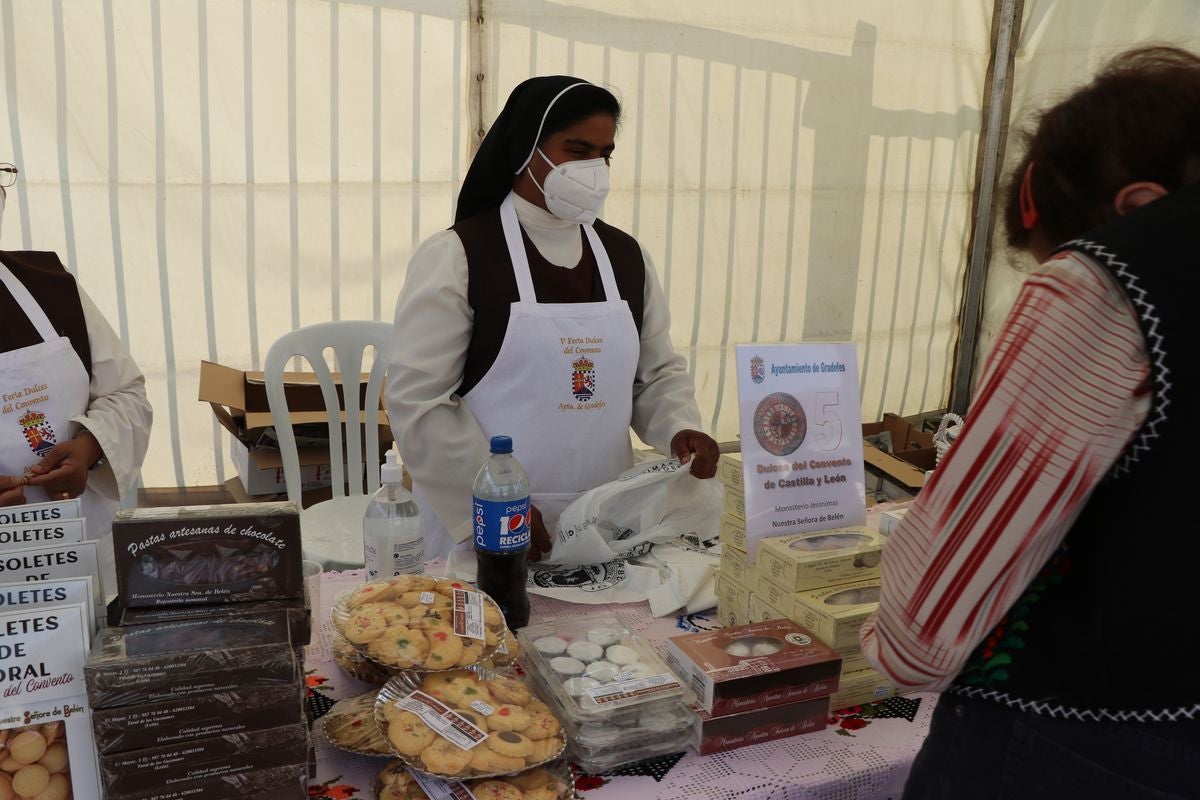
[545,458,723,567]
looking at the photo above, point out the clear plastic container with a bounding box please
[518,614,695,771]
[518,614,691,719]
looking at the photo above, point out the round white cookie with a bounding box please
[566,641,604,663]
[605,644,639,666]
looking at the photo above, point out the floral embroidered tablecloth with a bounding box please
[306,570,935,800]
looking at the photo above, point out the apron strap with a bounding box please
[0,262,59,342]
[499,194,539,303]
[582,223,622,304]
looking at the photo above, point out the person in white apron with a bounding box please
[0,174,153,592]
[386,77,719,561]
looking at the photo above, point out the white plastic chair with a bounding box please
[264,321,391,570]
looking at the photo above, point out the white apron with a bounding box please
[0,263,118,587]
[420,193,641,559]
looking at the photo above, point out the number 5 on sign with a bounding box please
[814,392,843,451]
[734,344,867,560]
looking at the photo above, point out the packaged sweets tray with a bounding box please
[517,614,691,721]
[373,668,567,779]
[330,575,507,672]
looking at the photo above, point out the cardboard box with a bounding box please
[692,696,829,755]
[723,488,745,522]
[792,579,881,649]
[714,571,752,628]
[862,414,936,493]
[830,667,896,710]
[85,611,299,709]
[99,723,308,797]
[745,592,870,674]
[757,527,884,593]
[719,543,753,587]
[229,433,342,496]
[719,513,748,554]
[198,359,387,440]
[112,502,302,607]
[91,684,304,755]
[666,619,841,716]
[718,452,744,492]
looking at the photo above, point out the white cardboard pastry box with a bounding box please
[791,578,881,649]
[757,527,884,593]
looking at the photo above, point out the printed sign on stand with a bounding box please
[735,344,866,559]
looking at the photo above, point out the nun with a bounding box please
[0,164,153,589]
[385,76,719,561]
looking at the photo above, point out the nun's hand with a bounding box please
[527,504,553,563]
[0,476,26,506]
[671,429,720,479]
[26,431,103,501]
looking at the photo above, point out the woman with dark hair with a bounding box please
[386,76,718,561]
[862,47,1200,798]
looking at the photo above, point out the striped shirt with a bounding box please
[860,251,1151,691]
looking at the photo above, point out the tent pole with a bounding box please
[948,0,1023,416]
[468,0,488,158]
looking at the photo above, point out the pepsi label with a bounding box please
[472,496,531,553]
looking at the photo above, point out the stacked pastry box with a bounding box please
[85,503,310,800]
[666,619,842,754]
[716,453,898,711]
[518,615,696,772]
[1,498,106,800]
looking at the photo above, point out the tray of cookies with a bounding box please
[373,669,567,780]
[320,692,393,756]
[374,759,577,800]
[331,575,507,672]
[332,637,401,686]
[517,614,691,719]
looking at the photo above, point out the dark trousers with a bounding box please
[902,695,1200,800]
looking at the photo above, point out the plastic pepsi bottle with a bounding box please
[472,435,532,629]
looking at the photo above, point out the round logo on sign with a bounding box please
[753,392,807,456]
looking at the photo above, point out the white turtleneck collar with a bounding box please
[511,192,583,268]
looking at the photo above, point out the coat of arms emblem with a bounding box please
[20,410,57,457]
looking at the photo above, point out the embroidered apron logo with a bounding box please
[19,410,57,457]
[750,355,766,384]
[571,357,596,402]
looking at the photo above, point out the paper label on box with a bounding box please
[396,691,487,749]
[409,771,478,800]
[0,540,102,613]
[0,602,91,705]
[735,344,867,559]
[0,575,97,634]
[0,498,82,527]
[1,694,103,800]
[586,672,681,705]
[452,588,485,641]
[420,591,436,605]
[0,517,86,548]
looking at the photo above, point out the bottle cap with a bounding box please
[489,435,513,454]
[380,442,403,484]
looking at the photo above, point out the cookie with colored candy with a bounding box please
[386,711,437,757]
[485,676,532,706]
[375,759,429,800]
[346,580,397,608]
[457,638,486,667]
[484,731,534,759]
[486,704,531,732]
[343,604,392,645]
[425,624,466,669]
[368,627,431,668]
[323,693,391,755]
[526,735,563,764]
[525,708,561,740]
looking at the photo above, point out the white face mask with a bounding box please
[529,148,609,224]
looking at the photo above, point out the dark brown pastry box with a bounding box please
[85,611,298,709]
[693,696,830,754]
[106,764,309,800]
[112,501,302,607]
[99,723,309,797]
[118,579,312,646]
[91,683,305,755]
[665,619,841,715]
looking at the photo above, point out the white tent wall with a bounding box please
[976,0,1200,383]
[0,0,988,489]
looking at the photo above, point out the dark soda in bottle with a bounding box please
[472,435,532,629]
